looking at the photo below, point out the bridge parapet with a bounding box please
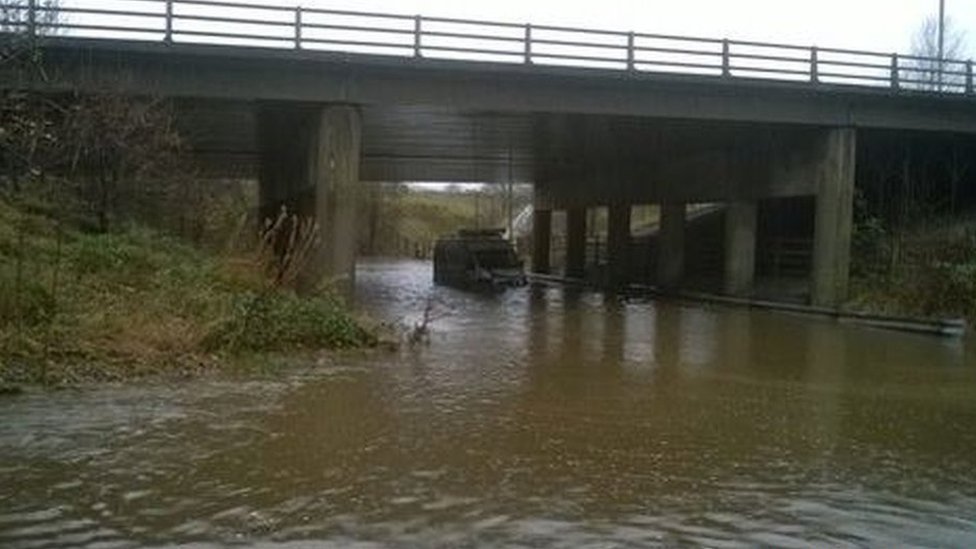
[2,0,974,97]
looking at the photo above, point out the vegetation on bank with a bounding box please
[0,196,376,386]
[0,34,379,387]
[849,215,976,322]
[850,128,976,324]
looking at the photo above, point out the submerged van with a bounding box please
[433,229,527,289]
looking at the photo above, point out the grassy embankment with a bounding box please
[394,190,485,248]
[0,197,377,387]
[362,186,532,257]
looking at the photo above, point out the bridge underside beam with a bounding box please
[534,128,826,209]
[258,102,361,293]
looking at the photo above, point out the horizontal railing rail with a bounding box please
[1,0,973,96]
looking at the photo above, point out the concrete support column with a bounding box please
[607,203,632,288]
[532,209,552,274]
[565,207,587,279]
[724,201,757,296]
[811,128,856,307]
[257,102,362,293]
[657,201,686,291]
[314,105,362,294]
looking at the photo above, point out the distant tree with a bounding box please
[0,0,62,35]
[1,0,64,191]
[903,15,967,91]
[0,1,60,194]
[1,1,62,82]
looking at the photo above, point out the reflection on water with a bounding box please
[2,259,976,547]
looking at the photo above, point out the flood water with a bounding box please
[3,259,976,547]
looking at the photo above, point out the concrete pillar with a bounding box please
[565,207,587,279]
[314,105,362,293]
[257,102,361,293]
[607,203,632,288]
[532,209,552,274]
[811,128,856,307]
[657,201,685,291]
[723,201,757,296]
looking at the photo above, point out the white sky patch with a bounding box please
[406,182,484,192]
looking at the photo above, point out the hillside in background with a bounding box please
[359,184,532,257]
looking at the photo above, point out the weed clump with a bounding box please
[203,292,375,352]
[849,221,976,321]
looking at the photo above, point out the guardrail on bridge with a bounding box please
[1,0,974,96]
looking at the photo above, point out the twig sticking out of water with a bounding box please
[407,294,451,347]
[408,297,434,346]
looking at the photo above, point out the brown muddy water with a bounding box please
[2,259,976,547]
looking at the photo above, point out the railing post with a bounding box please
[413,15,422,58]
[27,0,36,39]
[524,23,532,64]
[890,53,900,90]
[294,6,302,50]
[937,57,944,93]
[721,39,730,77]
[810,46,818,83]
[968,60,974,95]
[164,0,173,44]
[627,31,635,71]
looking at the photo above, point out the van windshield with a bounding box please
[475,249,519,268]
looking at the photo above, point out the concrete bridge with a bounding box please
[4,0,976,305]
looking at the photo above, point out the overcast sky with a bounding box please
[279,0,974,57]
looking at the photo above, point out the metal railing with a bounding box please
[2,0,974,96]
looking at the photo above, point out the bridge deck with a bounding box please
[4,2,976,182]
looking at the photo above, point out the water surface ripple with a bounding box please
[2,259,976,547]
